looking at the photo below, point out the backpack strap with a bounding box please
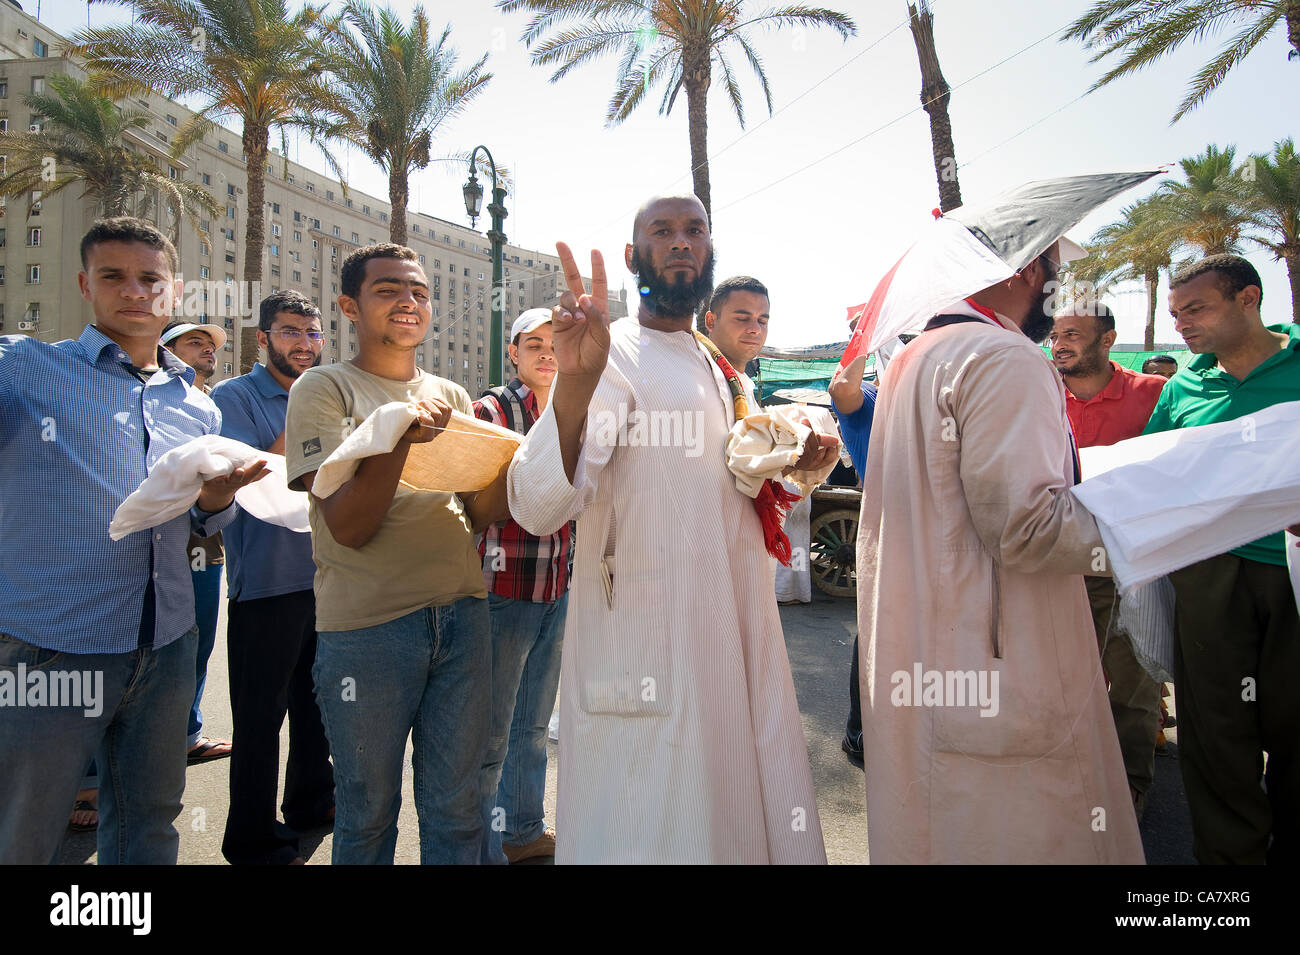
[922,313,992,332]
[480,383,529,437]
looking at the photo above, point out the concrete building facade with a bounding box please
[0,1,626,392]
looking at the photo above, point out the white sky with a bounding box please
[48,0,1295,347]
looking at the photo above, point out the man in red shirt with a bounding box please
[473,309,573,864]
[1051,303,1168,816]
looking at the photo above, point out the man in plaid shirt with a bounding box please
[474,309,573,864]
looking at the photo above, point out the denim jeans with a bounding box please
[481,592,567,860]
[0,628,197,864]
[314,596,492,865]
[189,562,223,746]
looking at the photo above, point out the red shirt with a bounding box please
[1064,361,1167,449]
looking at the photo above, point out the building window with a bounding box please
[218,141,229,153]
[293,230,301,242]
[294,211,301,222]
[0,82,8,98]
[226,206,236,219]
[225,252,235,263]
[202,173,211,186]
[271,223,281,237]
[26,264,40,284]
[168,165,179,180]
[199,218,210,233]
[223,227,235,240]
[477,272,484,281]
[227,183,236,197]
[362,205,370,216]
[412,224,420,234]
[418,255,426,264]
[223,362,232,375]
[351,232,358,243]
[27,227,40,246]
[200,266,210,279]
[293,271,301,282]
[32,77,45,95]
[311,219,320,230]
[380,212,388,222]
[0,266,5,285]
[306,183,314,193]
[30,191,41,215]
[166,114,177,127]
[34,38,48,57]
[326,189,334,201]
[270,244,279,256]
[272,202,280,214]
[270,265,280,277]
[332,225,340,237]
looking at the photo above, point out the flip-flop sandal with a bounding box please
[68,800,98,833]
[187,738,233,764]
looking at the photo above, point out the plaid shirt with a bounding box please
[474,379,574,602]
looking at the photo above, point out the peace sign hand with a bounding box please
[551,242,610,380]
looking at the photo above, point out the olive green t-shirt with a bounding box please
[284,361,486,631]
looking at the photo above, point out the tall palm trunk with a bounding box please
[1288,2,1300,58]
[1286,249,1300,323]
[388,162,409,246]
[240,123,270,374]
[909,1,961,213]
[1143,268,1159,350]
[683,45,711,221]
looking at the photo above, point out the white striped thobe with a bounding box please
[508,320,826,864]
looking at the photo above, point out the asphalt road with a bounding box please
[58,583,1193,865]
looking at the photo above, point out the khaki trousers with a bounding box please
[1086,575,1161,795]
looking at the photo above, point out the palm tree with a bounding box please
[498,0,856,220]
[1083,195,1179,349]
[1156,144,1252,255]
[0,73,220,237]
[326,3,492,246]
[908,1,960,213]
[71,0,348,373]
[1241,138,1300,321]
[1063,1,1300,122]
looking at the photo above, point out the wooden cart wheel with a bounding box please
[809,507,859,598]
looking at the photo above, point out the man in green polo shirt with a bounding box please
[1143,254,1300,864]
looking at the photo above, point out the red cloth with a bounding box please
[1064,361,1167,449]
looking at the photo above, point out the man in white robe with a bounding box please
[507,195,837,863]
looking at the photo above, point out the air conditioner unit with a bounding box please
[17,321,34,331]
[17,29,29,39]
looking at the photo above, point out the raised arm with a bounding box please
[550,242,610,483]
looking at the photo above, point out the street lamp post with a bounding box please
[463,146,507,389]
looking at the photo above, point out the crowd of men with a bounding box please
[0,200,1295,865]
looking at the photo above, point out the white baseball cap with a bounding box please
[510,308,552,343]
[161,322,227,350]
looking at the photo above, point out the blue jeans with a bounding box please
[189,562,223,746]
[0,628,197,864]
[314,597,492,865]
[482,592,567,860]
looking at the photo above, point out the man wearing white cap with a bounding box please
[473,308,573,863]
[855,237,1145,863]
[161,321,227,392]
[161,320,234,766]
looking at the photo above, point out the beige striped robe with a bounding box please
[508,320,826,864]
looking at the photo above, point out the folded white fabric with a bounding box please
[1288,532,1300,615]
[109,435,263,540]
[1115,577,1176,684]
[235,455,310,533]
[310,401,418,499]
[726,404,840,499]
[1073,400,1300,591]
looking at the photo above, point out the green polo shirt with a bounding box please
[1143,323,1300,566]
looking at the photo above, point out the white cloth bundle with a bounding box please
[310,401,418,499]
[109,435,308,539]
[726,404,840,499]
[1114,577,1176,684]
[1072,400,1300,591]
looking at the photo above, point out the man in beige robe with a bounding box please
[507,195,837,863]
[857,240,1145,864]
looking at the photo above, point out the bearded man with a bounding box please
[507,194,838,863]
[210,290,335,865]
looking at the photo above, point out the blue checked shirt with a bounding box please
[0,326,235,654]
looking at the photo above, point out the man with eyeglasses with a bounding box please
[210,290,334,865]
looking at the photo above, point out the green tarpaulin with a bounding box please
[757,349,1189,403]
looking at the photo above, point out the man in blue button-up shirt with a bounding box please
[0,218,267,864]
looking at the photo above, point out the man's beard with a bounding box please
[1022,288,1057,343]
[630,246,715,319]
[1057,342,1107,377]
[267,340,320,379]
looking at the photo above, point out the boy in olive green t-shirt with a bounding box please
[285,244,507,865]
